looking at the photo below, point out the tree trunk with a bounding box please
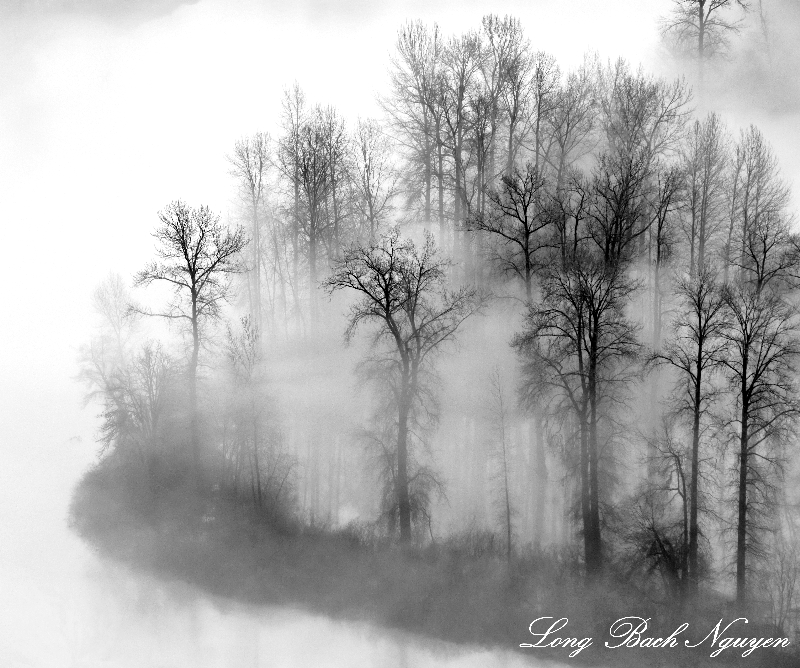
[437,138,445,246]
[688,357,702,590]
[292,178,302,324]
[699,183,708,275]
[189,289,200,478]
[501,410,512,562]
[580,412,592,570]
[586,348,602,575]
[397,382,412,542]
[253,403,263,508]
[532,415,548,550]
[454,139,463,269]
[698,1,706,93]
[252,200,262,330]
[653,255,662,349]
[424,117,432,225]
[723,149,741,285]
[736,391,750,606]
[309,228,318,327]
[506,114,516,177]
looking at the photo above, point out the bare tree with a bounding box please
[353,118,398,242]
[79,274,143,461]
[548,55,598,192]
[661,0,750,61]
[441,30,482,261]
[720,282,800,606]
[487,367,515,561]
[277,83,308,325]
[528,51,561,177]
[91,272,137,358]
[587,64,691,270]
[318,105,352,259]
[225,315,266,508]
[728,125,793,290]
[722,142,746,284]
[648,163,684,349]
[295,112,332,324]
[476,15,513,190]
[586,148,652,266]
[515,250,640,575]
[682,113,730,279]
[467,162,551,302]
[630,416,691,598]
[325,227,483,542]
[113,341,177,468]
[597,60,691,167]
[133,201,248,473]
[228,132,270,330]
[80,330,176,470]
[492,16,532,177]
[382,21,443,227]
[656,268,727,591]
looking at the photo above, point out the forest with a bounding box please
[71,7,800,663]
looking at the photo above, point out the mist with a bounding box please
[4,0,800,666]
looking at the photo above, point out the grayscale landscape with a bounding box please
[2,1,800,666]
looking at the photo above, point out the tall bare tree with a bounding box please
[382,21,442,227]
[548,55,598,192]
[491,16,532,178]
[277,83,308,325]
[467,162,550,302]
[229,132,270,331]
[442,30,482,261]
[661,0,750,61]
[133,201,248,473]
[295,112,332,324]
[729,125,792,288]
[648,163,684,349]
[528,51,561,177]
[325,227,482,542]
[515,250,639,575]
[682,113,730,279]
[353,118,398,242]
[720,282,799,606]
[226,315,265,507]
[487,367,515,561]
[656,268,727,591]
[597,60,691,168]
[319,105,352,259]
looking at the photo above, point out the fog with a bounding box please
[4,0,800,665]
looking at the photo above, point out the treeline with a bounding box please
[79,14,800,641]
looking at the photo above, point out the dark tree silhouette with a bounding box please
[515,251,639,575]
[467,163,551,302]
[353,118,398,242]
[133,201,248,474]
[656,268,727,591]
[720,283,800,606]
[325,227,482,541]
[661,0,750,60]
[228,133,270,330]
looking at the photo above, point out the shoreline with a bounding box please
[69,457,796,668]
